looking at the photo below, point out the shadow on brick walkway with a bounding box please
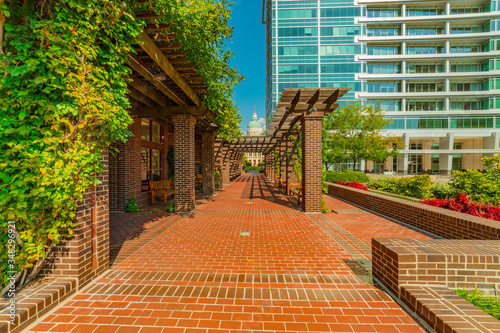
[30,174,428,333]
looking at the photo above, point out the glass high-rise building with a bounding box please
[263,0,364,122]
[357,0,500,174]
[264,0,500,175]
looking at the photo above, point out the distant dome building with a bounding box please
[247,111,264,136]
[245,109,264,167]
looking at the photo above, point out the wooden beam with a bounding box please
[137,31,202,107]
[144,23,172,32]
[127,86,156,108]
[135,12,163,19]
[128,55,187,106]
[129,106,174,118]
[157,43,183,50]
[127,75,168,108]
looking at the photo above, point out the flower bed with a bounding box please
[336,181,368,191]
[422,193,500,222]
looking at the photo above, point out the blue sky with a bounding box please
[229,0,266,134]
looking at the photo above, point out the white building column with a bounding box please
[483,132,500,156]
[398,134,410,175]
[439,133,454,175]
[360,160,367,173]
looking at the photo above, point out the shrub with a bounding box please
[125,198,141,213]
[397,174,433,199]
[324,170,369,183]
[455,288,500,320]
[214,171,221,190]
[368,177,399,193]
[166,202,175,213]
[322,198,329,213]
[336,181,368,191]
[431,182,456,199]
[368,175,432,199]
[422,193,500,222]
[451,169,500,205]
[243,166,264,171]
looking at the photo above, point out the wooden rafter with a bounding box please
[128,55,186,106]
[137,31,202,107]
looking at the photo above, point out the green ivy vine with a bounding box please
[0,0,243,291]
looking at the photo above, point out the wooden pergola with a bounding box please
[228,88,351,212]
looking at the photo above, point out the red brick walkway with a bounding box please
[30,174,429,333]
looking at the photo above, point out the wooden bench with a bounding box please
[288,182,302,205]
[149,179,174,205]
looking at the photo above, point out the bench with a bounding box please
[149,179,174,205]
[288,182,302,205]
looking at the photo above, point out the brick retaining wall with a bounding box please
[327,183,500,240]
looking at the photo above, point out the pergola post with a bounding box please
[301,113,324,212]
[279,139,286,190]
[172,114,196,212]
[222,145,231,185]
[201,131,216,196]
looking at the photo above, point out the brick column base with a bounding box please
[43,152,110,287]
[173,114,196,212]
[301,114,323,212]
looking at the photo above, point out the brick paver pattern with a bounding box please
[31,174,429,333]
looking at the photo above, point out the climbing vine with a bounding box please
[0,0,243,291]
[287,131,302,183]
[0,0,142,290]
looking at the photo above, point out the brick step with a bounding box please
[99,271,371,285]
[81,284,389,301]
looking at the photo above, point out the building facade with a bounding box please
[244,111,264,166]
[264,0,500,175]
[264,0,364,122]
[357,0,500,174]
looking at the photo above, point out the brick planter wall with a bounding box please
[327,183,500,240]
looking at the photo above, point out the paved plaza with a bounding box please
[30,174,434,333]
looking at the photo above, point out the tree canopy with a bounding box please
[323,102,402,171]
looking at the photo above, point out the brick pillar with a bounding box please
[172,114,196,212]
[284,136,293,194]
[222,145,231,185]
[44,152,110,287]
[201,131,216,196]
[301,113,324,212]
[287,134,299,186]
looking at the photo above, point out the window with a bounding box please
[320,45,361,55]
[406,8,443,16]
[450,117,494,128]
[320,26,360,36]
[450,100,482,111]
[367,26,400,36]
[432,155,440,173]
[406,82,444,92]
[450,63,481,72]
[368,100,401,111]
[367,8,399,17]
[406,100,444,111]
[407,117,448,129]
[406,45,444,54]
[278,27,318,37]
[141,118,161,144]
[320,7,361,17]
[406,63,444,73]
[278,46,318,56]
[367,45,399,55]
[409,142,423,150]
[367,82,400,93]
[453,142,463,149]
[367,63,400,74]
[141,148,163,184]
[278,9,317,19]
[406,26,444,35]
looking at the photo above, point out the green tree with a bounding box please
[323,102,402,171]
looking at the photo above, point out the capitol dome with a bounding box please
[247,110,263,136]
